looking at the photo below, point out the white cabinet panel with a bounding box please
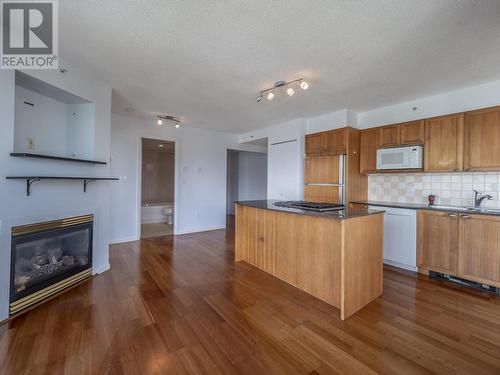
[370,206,417,271]
[268,140,301,201]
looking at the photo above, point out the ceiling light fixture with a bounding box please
[156,114,181,128]
[256,78,309,103]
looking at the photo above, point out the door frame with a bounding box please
[136,136,180,238]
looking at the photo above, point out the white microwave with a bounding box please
[376,145,423,170]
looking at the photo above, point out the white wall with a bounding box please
[238,151,267,201]
[0,68,112,321]
[306,109,358,134]
[14,85,68,155]
[225,150,267,215]
[226,150,239,215]
[240,118,306,200]
[109,114,264,242]
[66,103,95,159]
[14,86,96,159]
[358,79,500,128]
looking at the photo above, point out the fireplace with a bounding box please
[9,215,93,315]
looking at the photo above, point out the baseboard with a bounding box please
[94,263,111,274]
[175,226,226,235]
[383,259,417,272]
[109,236,139,244]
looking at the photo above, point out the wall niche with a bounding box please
[14,71,96,160]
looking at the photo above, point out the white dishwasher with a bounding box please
[369,205,417,271]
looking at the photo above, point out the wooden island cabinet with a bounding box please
[235,201,384,320]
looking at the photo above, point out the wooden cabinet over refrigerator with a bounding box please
[304,127,367,204]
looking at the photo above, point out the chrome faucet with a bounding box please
[473,190,494,209]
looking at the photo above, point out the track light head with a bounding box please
[300,81,309,90]
[267,92,274,101]
[256,92,263,103]
[175,121,180,129]
[157,118,163,125]
[287,87,294,96]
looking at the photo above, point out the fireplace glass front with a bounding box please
[10,215,93,310]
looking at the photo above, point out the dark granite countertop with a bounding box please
[235,200,384,220]
[351,200,500,217]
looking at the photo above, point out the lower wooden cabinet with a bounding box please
[418,210,500,288]
[458,214,500,287]
[417,210,459,275]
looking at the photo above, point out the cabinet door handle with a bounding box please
[461,214,471,219]
[448,213,457,217]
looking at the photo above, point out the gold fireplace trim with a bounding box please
[9,268,92,315]
[11,215,94,237]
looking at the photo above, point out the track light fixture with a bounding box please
[256,78,309,103]
[156,114,181,128]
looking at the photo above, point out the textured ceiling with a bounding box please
[59,0,500,133]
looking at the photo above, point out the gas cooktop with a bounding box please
[274,201,345,212]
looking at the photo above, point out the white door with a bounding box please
[268,140,301,200]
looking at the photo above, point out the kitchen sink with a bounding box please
[478,208,500,214]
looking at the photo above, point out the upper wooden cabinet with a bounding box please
[458,214,500,287]
[305,133,325,156]
[323,128,347,155]
[305,128,347,156]
[424,113,464,172]
[417,210,459,275]
[378,121,424,148]
[400,120,425,145]
[378,125,400,148]
[464,106,500,171]
[360,128,378,174]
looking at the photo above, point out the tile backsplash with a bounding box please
[368,172,500,209]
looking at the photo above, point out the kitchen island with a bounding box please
[235,200,384,320]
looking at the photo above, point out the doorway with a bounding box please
[140,138,175,238]
[226,149,268,217]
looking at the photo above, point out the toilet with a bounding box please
[162,206,174,225]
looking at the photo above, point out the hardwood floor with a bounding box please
[1,219,500,374]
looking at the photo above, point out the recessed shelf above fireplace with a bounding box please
[6,176,119,196]
[10,152,108,165]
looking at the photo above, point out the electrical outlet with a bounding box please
[27,138,35,150]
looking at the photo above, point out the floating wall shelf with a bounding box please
[10,152,108,165]
[6,176,119,196]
